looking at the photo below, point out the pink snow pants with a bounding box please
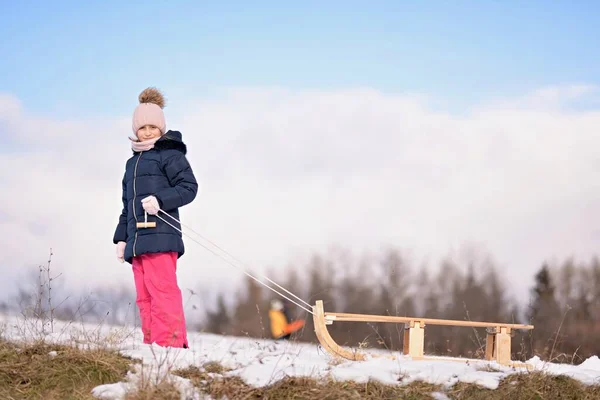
[132,251,188,348]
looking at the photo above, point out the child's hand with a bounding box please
[116,241,126,263]
[142,196,160,215]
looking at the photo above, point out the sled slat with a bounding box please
[326,312,533,330]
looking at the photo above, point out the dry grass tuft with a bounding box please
[124,380,181,400]
[475,364,504,372]
[202,360,231,374]
[0,338,136,400]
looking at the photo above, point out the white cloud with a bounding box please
[1,85,599,312]
[477,84,598,111]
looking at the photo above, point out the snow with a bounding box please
[1,314,600,399]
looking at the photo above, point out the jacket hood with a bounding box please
[154,130,187,154]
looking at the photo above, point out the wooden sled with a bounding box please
[313,300,534,369]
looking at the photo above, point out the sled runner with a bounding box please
[313,300,534,367]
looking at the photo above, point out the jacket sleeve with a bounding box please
[155,151,199,211]
[284,319,305,334]
[112,173,128,244]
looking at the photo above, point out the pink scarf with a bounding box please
[130,136,161,152]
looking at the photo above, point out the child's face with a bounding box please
[136,125,162,141]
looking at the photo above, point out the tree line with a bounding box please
[4,246,599,364]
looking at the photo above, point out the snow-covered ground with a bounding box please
[1,313,600,399]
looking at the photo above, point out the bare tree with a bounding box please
[526,263,561,358]
[230,275,266,338]
[204,293,232,335]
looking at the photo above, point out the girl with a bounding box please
[113,87,198,348]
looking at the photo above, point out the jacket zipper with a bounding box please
[132,152,143,257]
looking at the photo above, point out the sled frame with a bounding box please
[312,300,534,368]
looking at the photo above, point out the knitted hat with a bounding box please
[131,87,167,135]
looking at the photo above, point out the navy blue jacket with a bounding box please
[113,130,198,263]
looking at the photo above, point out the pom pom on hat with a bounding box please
[132,87,167,135]
[138,87,166,109]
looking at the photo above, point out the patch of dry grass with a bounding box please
[448,371,600,399]
[172,361,600,400]
[174,363,442,399]
[0,338,136,400]
[2,336,600,400]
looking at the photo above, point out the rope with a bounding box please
[158,209,313,309]
[153,209,315,315]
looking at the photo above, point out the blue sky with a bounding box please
[1,1,598,118]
